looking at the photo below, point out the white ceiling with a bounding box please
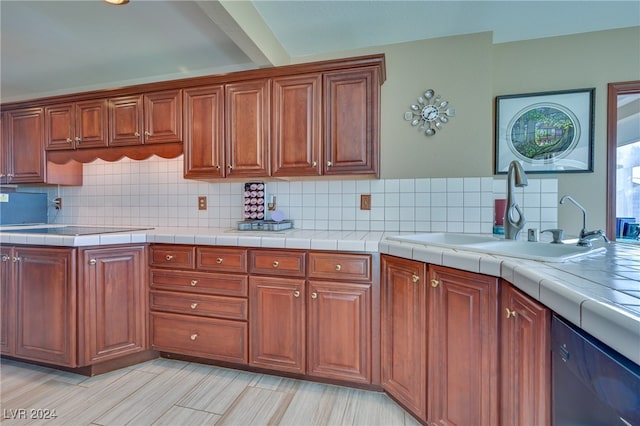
[1,0,639,103]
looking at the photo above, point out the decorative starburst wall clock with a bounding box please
[404,89,456,136]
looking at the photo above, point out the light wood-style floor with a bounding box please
[0,358,419,426]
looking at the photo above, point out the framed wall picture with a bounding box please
[495,88,594,174]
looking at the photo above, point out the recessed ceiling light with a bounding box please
[104,0,129,5]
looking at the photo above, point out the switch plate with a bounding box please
[360,194,371,210]
[198,196,207,210]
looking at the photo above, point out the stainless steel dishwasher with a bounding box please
[552,315,640,425]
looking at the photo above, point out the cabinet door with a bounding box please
[427,265,498,426]
[75,99,108,149]
[78,245,147,365]
[144,89,182,144]
[14,247,77,366]
[380,255,427,422]
[183,85,225,178]
[45,103,75,150]
[271,74,322,177]
[225,80,270,177]
[323,67,380,176]
[501,281,551,426]
[4,108,45,183]
[109,95,144,146]
[0,246,13,354]
[249,276,305,374]
[307,280,371,384]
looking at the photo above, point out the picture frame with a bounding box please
[495,88,594,174]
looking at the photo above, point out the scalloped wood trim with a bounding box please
[46,143,183,165]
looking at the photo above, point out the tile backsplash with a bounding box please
[37,155,557,235]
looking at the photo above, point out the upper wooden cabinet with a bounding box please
[45,99,108,150]
[225,79,270,178]
[2,108,45,183]
[323,67,380,176]
[271,73,322,177]
[109,90,182,146]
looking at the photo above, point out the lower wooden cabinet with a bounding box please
[380,255,427,422]
[500,281,551,426]
[77,245,147,365]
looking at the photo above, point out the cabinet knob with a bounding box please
[190,303,198,310]
[1,255,9,262]
[134,132,140,137]
[311,292,318,299]
[12,256,21,263]
[216,165,221,170]
[89,259,97,265]
[272,260,279,268]
[294,290,300,298]
[505,308,517,319]
[75,136,81,144]
[312,161,317,167]
[165,254,174,261]
[216,257,223,264]
[190,333,198,341]
[66,138,73,144]
[411,274,420,283]
[227,165,233,170]
[190,280,198,287]
[327,161,333,167]
[431,279,440,288]
[335,264,342,271]
[144,131,151,137]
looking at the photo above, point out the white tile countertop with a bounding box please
[2,225,639,366]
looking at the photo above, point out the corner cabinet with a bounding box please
[77,245,147,365]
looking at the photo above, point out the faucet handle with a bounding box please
[542,228,564,243]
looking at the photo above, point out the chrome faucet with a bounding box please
[504,160,528,240]
[559,195,609,247]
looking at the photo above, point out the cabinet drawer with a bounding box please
[308,252,371,282]
[197,247,247,273]
[150,269,248,297]
[151,312,247,364]
[150,290,247,320]
[150,245,195,269]
[249,249,306,277]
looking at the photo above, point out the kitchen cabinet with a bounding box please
[271,73,322,177]
[323,67,380,177]
[1,108,45,183]
[149,244,249,364]
[427,265,499,426]
[224,79,270,177]
[45,100,108,150]
[183,85,225,179]
[77,245,147,365]
[0,246,78,366]
[500,281,551,426]
[109,90,182,146]
[380,255,428,422]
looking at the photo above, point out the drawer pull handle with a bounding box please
[294,291,300,298]
[190,333,198,341]
[190,280,198,287]
[89,259,97,265]
[216,257,223,264]
[431,279,439,288]
[311,292,318,299]
[335,264,342,271]
[190,303,198,309]
[505,308,517,319]
[166,255,174,261]
[411,274,420,283]
[272,260,279,268]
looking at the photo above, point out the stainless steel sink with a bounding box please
[386,232,605,262]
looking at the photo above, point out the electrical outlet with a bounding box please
[198,196,207,210]
[54,197,62,210]
[360,194,371,210]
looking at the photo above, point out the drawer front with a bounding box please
[150,290,247,320]
[151,312,247,364]
[308,252,371,282]
[197,247,247,273]
[249,249,306,277]
[150,245,195,269]
[149,269,248,297]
